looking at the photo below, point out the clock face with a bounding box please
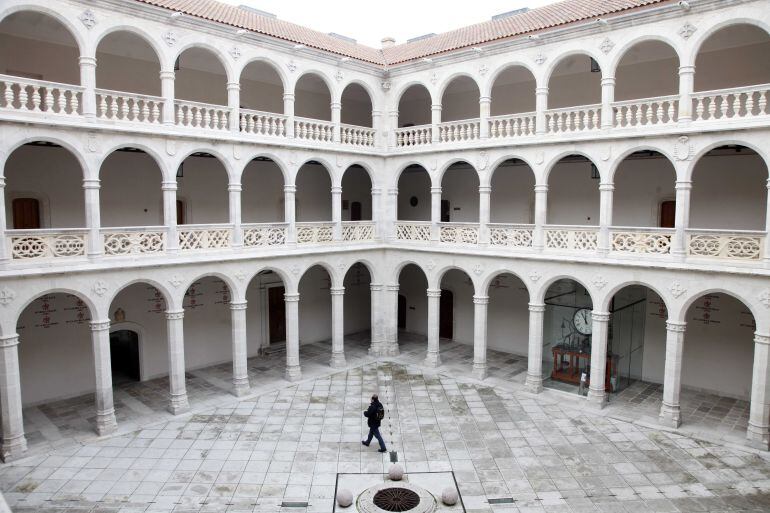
[573,308,592,335]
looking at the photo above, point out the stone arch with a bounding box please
[245,265,294,294]
[439,73,481,122]
[396,82,433,127]
[684,140,770,182]
[599,280,670,313]
[171,41,234,83]
[688,18,770,65]
[608,144,677,183]
[179,271,240,306]
[608,35,682,79]
[340,80,374,127]
[533,274,594,305]
[341,258,378,283]
[3,136,88,180]
[543,151,602,184]
[481,268,532,298]
[293,71,334,120]
[106,278,175,313]
[545,50,604,110]
[14,287,98,325]
[391,260,430,285]
[298,261,340,289]
[236,56,288,92]
[485,61,538,98]
[435,157,479,187]
[433,265,479,293]
[93,24,164,67]
[97,143,170,181]
[0,4,86,57]
[677,288,758,325]
[237,151,289,184]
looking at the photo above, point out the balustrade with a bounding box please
[545,225,599,251]
[687,229,764,260]
[439,223,479,245]
[96,90,163,124]
[610,228,673,254]
[395,125,432,147]
[295,222,334,243]
[0,75,82,116]
[242,223,287,247]
[395,221,431,241]
[488,113,536,139]
[340,124,376,147]
[178,225,232,250]
[294,117,334,142]
[102,227,166,255]
[239,109,287,137]
[438,119,480,142]
[488,224,534,248]
[613,96,678,128]
[8,229,87,260]
[174,100,230,131]
[545,105,601,133]
[341,221,376,241]
[692,84,770,122]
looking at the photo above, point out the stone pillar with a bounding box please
[79,56,97,120]
[0,177,8,263]
[284,293,301,381]
[525,303,546,393]
[479,95,491,139]
[430,186,442,241]
[659,321,686,428]
[747,332,770,449]
[472,295,489,380]
[765,179,770,264]
[331,101,342,143]
[90,320,117,436]
[587,311,611,407]
[162,180,179,252]
[678,65,695,124]
[230,301,250,396]
[598,181,614,255]
[283,92,295,138]
[424,289,442,367]
[533,184,548,251]
[479,185,491,245]
[284,184,297,244]
[227,82,240,132]
[371,187,382,240]
[330,287,346,368]
[369,283,384,355]
[165,309,189,414]
[229,181,243,248]
[332,186,343,240]
[387,188,398,241]
[83,178,102,258]
[535,86,548,135]
[0,334,27,462]
[384,284,400,356]
[600,77,616,129]
[372,109,383,149]
[388,110,398,149]
[160,70,175,126]
[672,180,692,259]
[431,103,442,143]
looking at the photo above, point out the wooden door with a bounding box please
[351,201,362,221]
[659,201,675,228]
[397,294,406,330]
[12,198,41,229]
[176,200,185,225]
[268,286,286,344]
[439,289,453,339]
[441,200,450,222]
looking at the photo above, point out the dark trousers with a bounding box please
[365,426,386,451]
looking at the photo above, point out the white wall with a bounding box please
[397,169,431,221]
[177,155,230,224]
[100,151,164,227]
[490,162,535,223]
[612,156,676,227]
[298,266,331,344]
[487,274,529,354]
[548,160,600,225]
[398,264,427,336]
[296,163,332,222]
[341,168,373,221]
[242,160,285,223]
[343,263,372,334]
[441,167,479,222]
[439,269,474,344]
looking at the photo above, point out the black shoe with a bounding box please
[378,448,387,453]
[362,441,370,447]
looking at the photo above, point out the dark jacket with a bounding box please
[364,399,383,428]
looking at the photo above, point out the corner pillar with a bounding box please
[165,309,189,414]
[586,311,611,407]
[0,335,26,462]
[747,332,770,449]
[472,295,489,380]
[284,293,301,381]
[659,321,686,428]
[424,289,442,367]
[525,303,546,393]
[90,320,117,436]
[230,301,250,396]
[330,287,346,367]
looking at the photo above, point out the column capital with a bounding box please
[228,183,243,193]
[371,109,382,117]
[371,187,382,196]
[678,65,696,75]
[388,110,399,118]
[284,293,300,302]
[89,319,111,332]
[370,283,383,291]
[229,300,247,311]
[528,302,546,313]
[385,284,399,292]
[283,92,295,101]
[675,180,693,190]
[431,103,442,111]
[82,178,100,189]
[330,101,342,109]
[592,311,611,323]
[331,186,342,194]
[536,86,549,95]
[430,186,442,194]
[165,309,184,320]
[79,55,97,67]
[755,332,770,346]
[534,184,549,193]
[159,70,175,80]
[284,184,297,194]
[599,182,615,192]
[600,77,616,86]
[330,287,345,295]
[427,288,442,298]
[666,320,687,332]
[387,188,398,196]
[0,334,19,348]
[479,95,491,104]
[473,295,489,305]
[161,180,178,191]
[227,82,241,91]
[478,185,492,194]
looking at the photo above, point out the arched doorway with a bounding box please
[109,329,140,384]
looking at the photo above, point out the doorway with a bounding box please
[398,294,406,330]
[659,200,675,228]
[351,201,362,221]
[12,197,41,229]
[441,200,450,222]
[439,289,453,339]
[109,329,140,384]
[268,286,286,344]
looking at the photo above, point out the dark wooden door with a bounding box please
[109,330,140,383]
[351,201,362,221]
[12,198,41,229]
[176,200,185,225]
[441,200,450,222]
[397,294,406,330]
[268,286,286,343]
[439,289,453,339]
[659,200,675,228]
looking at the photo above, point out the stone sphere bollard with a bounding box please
[336,488,353,508]
[388,464,404,481]
[441,487,459,506]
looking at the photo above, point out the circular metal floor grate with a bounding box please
[372,487,421,512]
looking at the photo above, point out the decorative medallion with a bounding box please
[166,138,176,156]
[528,271,543,282]
[426,259,436,271]
[429,159,437,171]
[289,151,297,165]
[163,31,178,47]
[760,289,770,309]
[473,264,484,276]
[169,274,183,288]
[229,46,241,60]
[592,275,608,290]
[79,9,97,29]
[287,60,297,73]
[479,64,489,76]
[478,151,489,171]
[92,280,108,297]
[429,72,438,85]
[381,81,392,92]
[336,260,346,273]
[674,136,694,161]
[599,37,615,54]
[233,144,241,160]
[0,287,16,307]
[86,132,98,153]
[678,23,697,40]
[669,280,687,299]
[291,264,301,276]
[534,53,547,65]
[234,270,247,282]
[535,151,545,165]
[335,70,344,82]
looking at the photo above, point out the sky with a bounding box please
[217,0,562,48]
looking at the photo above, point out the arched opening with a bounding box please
[174,47,228,105]
[441,75,479,121]
[612,151,676,229]
[95,31,161,97]
[240,60,284,113]
[343,263,373,357]
[486,273,530,380]
[490,158,535,225]
[547,155,600,226]
[298,265,332,356]
[440,162,479,224]
[438,269,475,360]
[294,73,331,120]
[397,84,431,127]
[99,148,163,229]
[242,157,285,223]
[295,161,332,222]
[176,153,229,226]
[245,270,287,374]
[341,83,372,127]
[396,264,428,348]
[341,165,372,221]
[397,165,430,221]
[695,24,770,92]
[615,41,679,101]
[490,65,536,116]
[548,53,602,109]
[109,330,140,384]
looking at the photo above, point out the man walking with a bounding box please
[362,394,387,453]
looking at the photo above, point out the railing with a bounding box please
[488,113,536,139]
[174,100,230,131]
[395,125,432,147]
[296,222,334,244]
[692,84,770,122]
[613,96,678,128]
[611,228,673,255]
[687,229,764,261]
[102,227,166,255]
[488,224,534,248]
[342,221,376,242]
[394,221,431,242]
[239,109,287,137]
[439,222,479,245]
[242,223,287,247]
[438,119,480,142]
[294,117,334,142]
[545,105,601,133]
[178,224,232,250]
[8,229,87,260]
[0,74,82,116]
[341,124,376,147]
[545,225,598,251]
[96,89,163,124]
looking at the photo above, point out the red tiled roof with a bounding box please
[132,0,673,66]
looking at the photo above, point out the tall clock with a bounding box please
[573,308,592,335]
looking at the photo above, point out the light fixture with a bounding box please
[170,11,183,19]
[595,18,608,26]
[527,34,540,41]
[236,29,247,36]
[293,44,306,50]
[339,56,350,63]
[421,57,433,64]
[678,1,690,10]
[472,47,484,54]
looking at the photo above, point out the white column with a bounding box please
[227,82,240,132]
[533,183,548,251]
[165,309,189,414]
[384,284,400,356]
[479,96,491,139]
[90,320,117,436]
[83,178,102,258]
[535,86,548,135]
[330,287,346,368]
[0,334,26,462]
[388,110,398,149]
[369,283,384,355]
[431,103,442,143]
[160,70,175,126]
[79,56,97,120]
[587,311,611,407]
[387,188,398,241]
[332,186,342,241]
[283,93,295,138]
[430,186,442,241]
[372,109,383,149]
[678,65,695,124]
[479,185,491,245]
[600,76,616,129]
[284,293,301,381]
[284,184,297,244]
[230,301,250,396]
[764,179,770,264]
[472,295,489,380]
[162,180,179,252]
[672,180,692,259]
[0,177,8,263]
[525,303,546,393]
[598,182,614,255]
[331,101,342,143]
[371,187,382,240]
[424,289,441,367]
[747,332,770,450]
[229,181,243,248]
[659,321,686,428]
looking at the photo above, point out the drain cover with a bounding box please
[357,482,437,513]
[373,487,420,511]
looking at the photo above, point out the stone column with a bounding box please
[764,179,770,264]
[162,180,179,252]
[0,334,26,462]
[388,110,399,149]
[83,178,102,258]
[371,187,382,240]
[0,177,8,263]
[479,185,491,245]
[330,287,346,367]
[230,301,250,396]
[284,293,301,381]
[369,283,384,355]
[678,65,695,124]
[747,332,770,450]
[387,188,399,241]
[283,92,295,138]
[479,95,491,139]
[79,56,97,120]
[472,295,489,380]
[672,180,692,259]
[332,186,343,240]
[90,320,117,436]
[535,86,548,135]
[525,303,546,393]
[331,101,342,143]
[372,109,383,149]
[227,82,240,132]
[165,309,189,414]
[533,183,548,251]
[587,311,611,407]
[160,70,175,126]
[284,184,297,244]
[229,181,243,248]
[431,186,442,241]
[424,289,442,367]
[431,103,442,143]
[384,284,400,356]
[598,181,614,255]
[659,321,686,428]
[600,76,616,129]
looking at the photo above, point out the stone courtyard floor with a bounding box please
[2,334,770,512]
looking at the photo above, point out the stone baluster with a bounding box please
[425,289,442,367]
[472,295,489,379]
[83,178,102,258]
[230,301,250,396]
[79,56,97,120]
[284,293,302,381]
[90,320,117,436]
[672,180,692,260]
[283,93,295,138]
[165,309,189,414]
[525,303,546,393]
[748,332,770,450]
[535,86,548,135]
[587,311,611,407]
[160,70,175,126]
[659,321,686,427]
[332,186,343,240]
[533,183,548,251]
[0,334,27,462]
[330,287,346,367]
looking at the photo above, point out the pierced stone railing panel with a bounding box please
[239,109,286,137]
[296,222,334,244]
[545,226,598,251]
[294,117,334,142]
[438,119,480,143]
[174,100,230,131]
[102,227,166,255]
[439,223,479,245]
[692,84,770,122]
[9,229,87,260]
[0,74,82,116]
[341,221,375,242]
[687,230,763,261]
[395,222,431,242]
[488,224,534,248]
[395,125,432,147]
[613,96,678,127]
[611,228,673,254]
[341,124,376,147]
[178,225,232,250]
[488,113,536,138]
[242,223,287,247]
[545,105,601,133]
[96,89,163,124]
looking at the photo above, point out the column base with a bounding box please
[285,364,302,382]
[384,342,400,357]
[472,363,488,380]
[368,341,386,357]
[423,351,441,368]
[95,409,118,437]
[330,352,347,368]
[168,392,190,415]
[232,378,250,397]
[524,374,543,394]
[746,421,770,450]
[1,433,27,462]
[586,388,607,408]
[659,402,682,428]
